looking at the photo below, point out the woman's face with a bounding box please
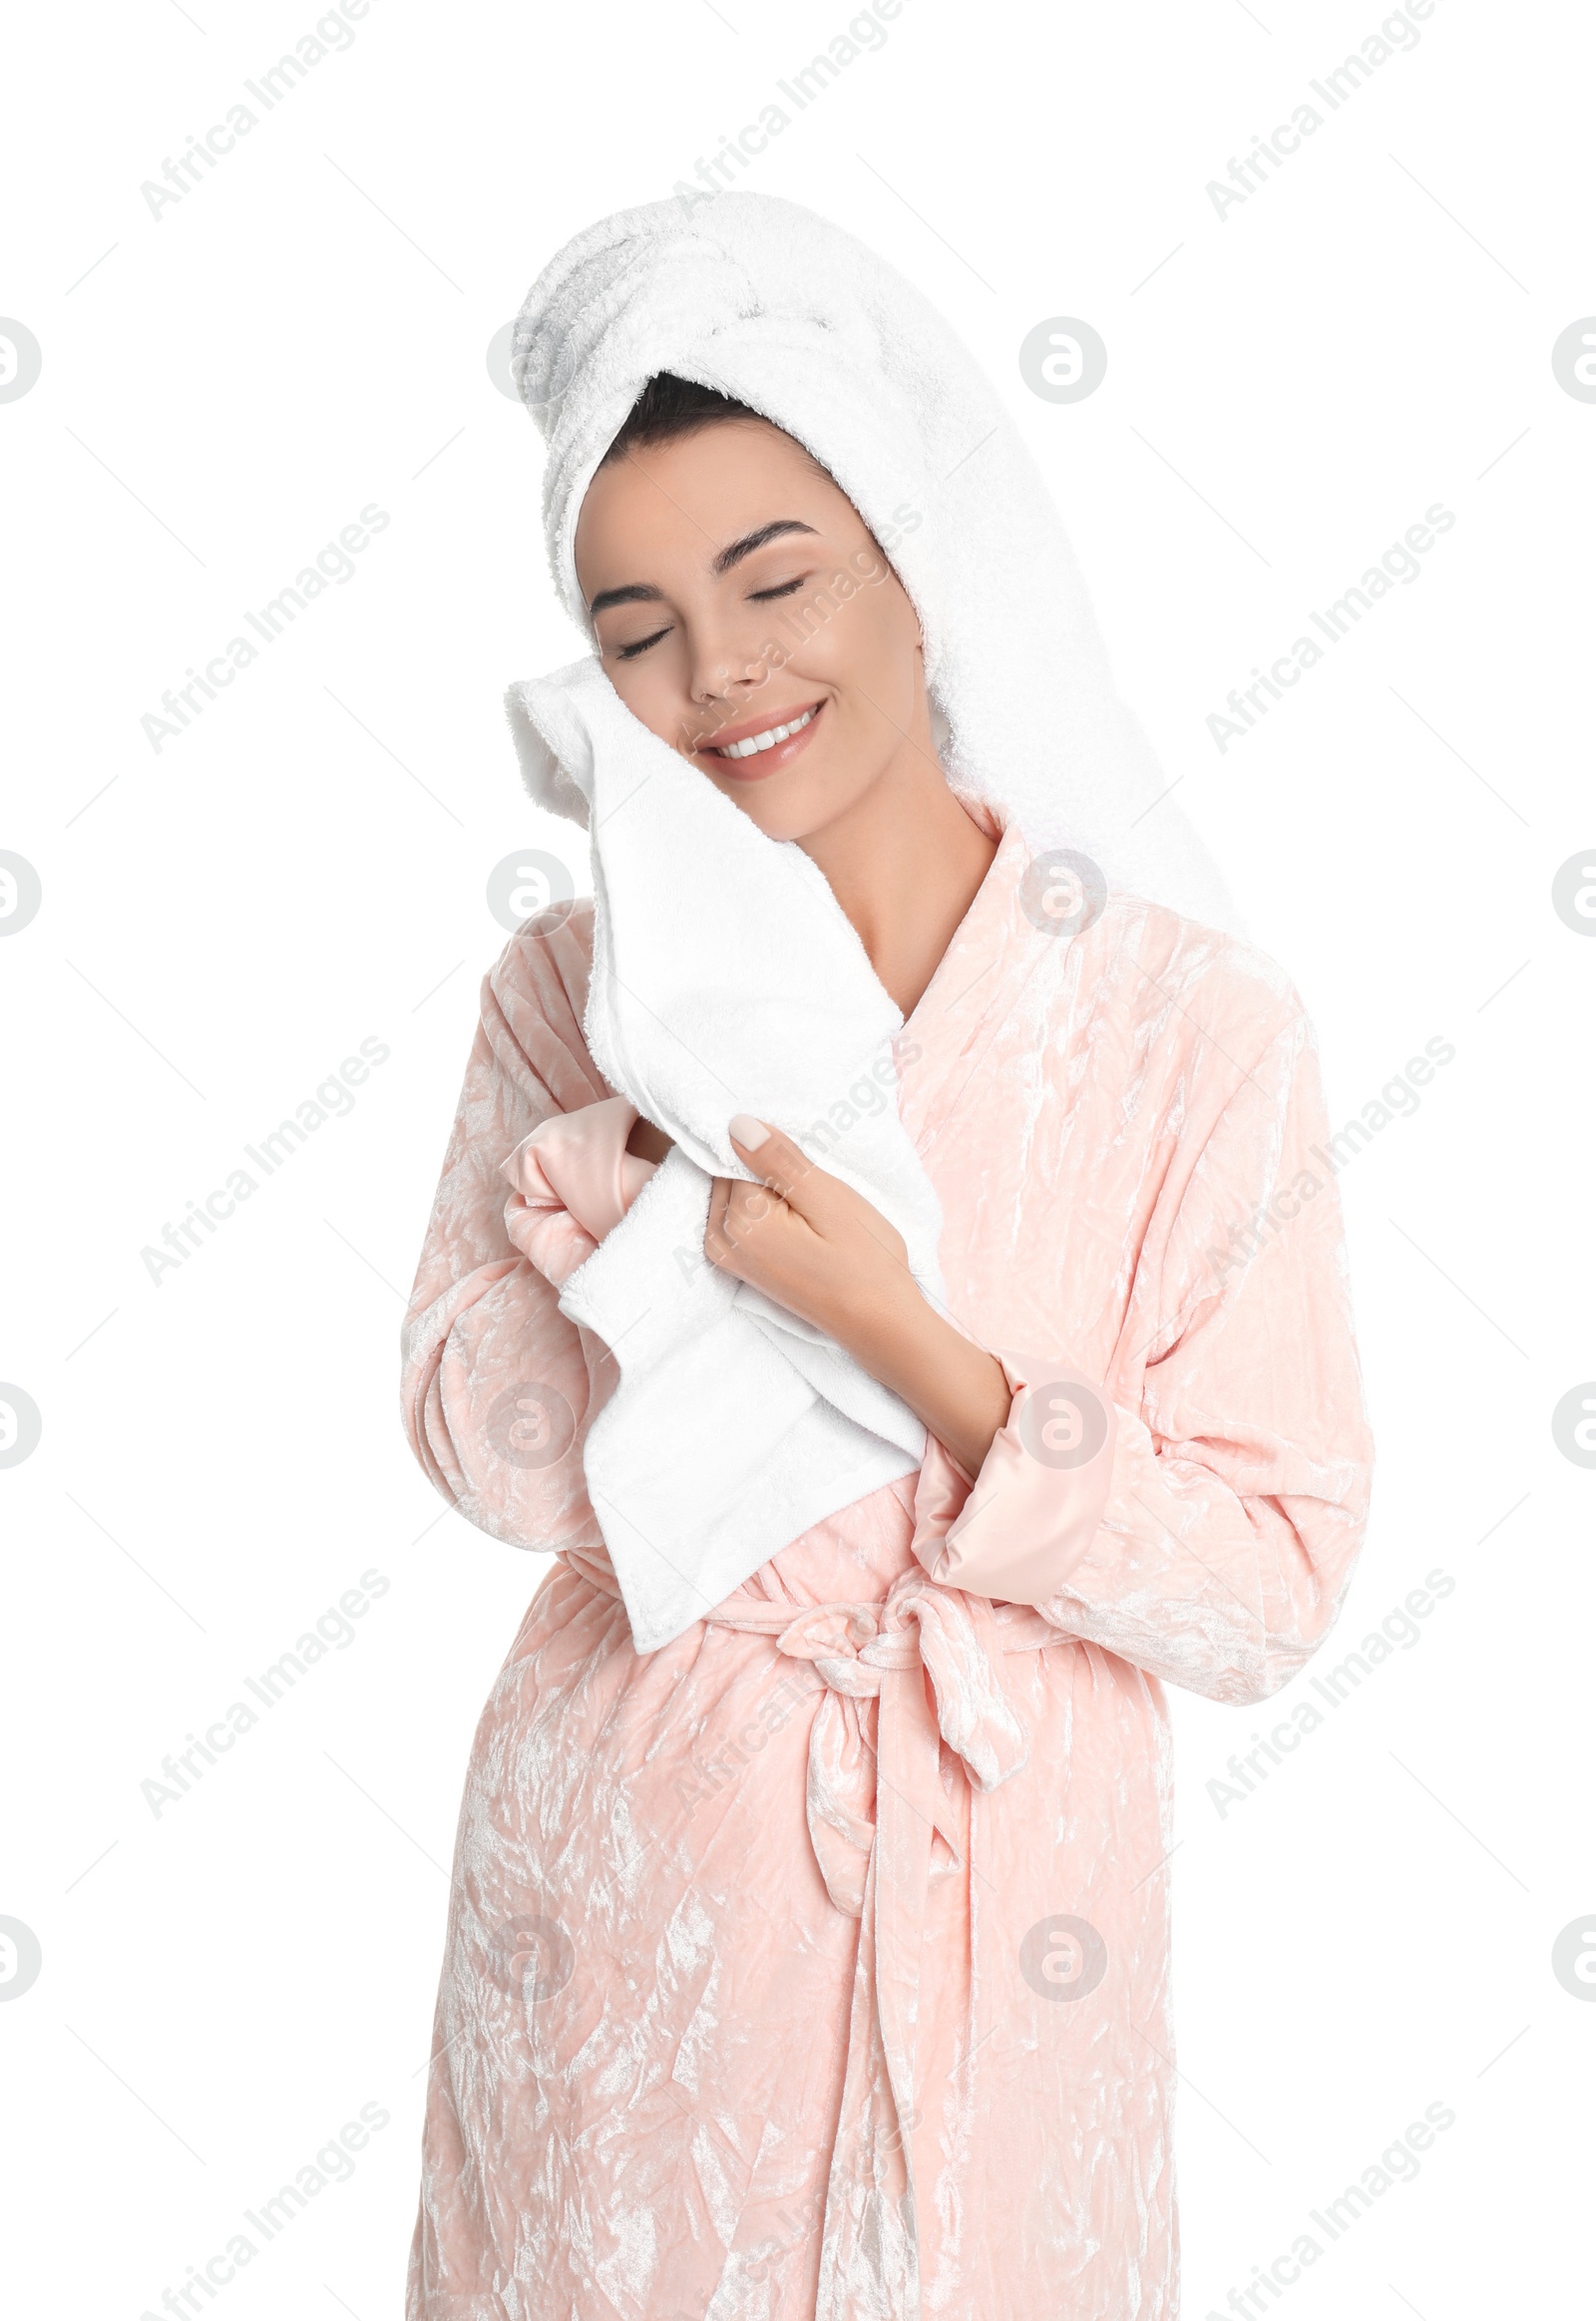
[573,417,929,845]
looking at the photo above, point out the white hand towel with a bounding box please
[510,657,940,1652]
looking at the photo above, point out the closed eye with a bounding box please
[615,625,671,659]
[611,570,811,655]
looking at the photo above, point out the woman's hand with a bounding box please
[707,1116,1012,1479]
[707,1116,909,1339]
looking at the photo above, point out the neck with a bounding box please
[798,738,998,1019]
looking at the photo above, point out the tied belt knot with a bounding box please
[709,1570,1049,1919]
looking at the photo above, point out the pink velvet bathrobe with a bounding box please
[400,809,1374,2321]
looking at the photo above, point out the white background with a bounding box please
[2,0,1592,2314]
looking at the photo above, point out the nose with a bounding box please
[683,615,766,747]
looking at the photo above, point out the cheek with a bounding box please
[600,646,695,752]
[798,582,915,697]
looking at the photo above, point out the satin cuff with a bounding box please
[500,1094,659,1289]
[910,1351,1118,1607]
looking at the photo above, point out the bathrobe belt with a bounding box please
[528,1554,1051,2319]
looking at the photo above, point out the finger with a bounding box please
[730,1116,912,1275]
[704,1175,734,1269]
[707,1175,786,1258]
[727,1116,832,1221]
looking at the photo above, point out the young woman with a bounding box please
[400,193,1374,2321]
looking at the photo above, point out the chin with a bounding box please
[714,764,864,845]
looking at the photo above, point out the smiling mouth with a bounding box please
[703,701,823,761]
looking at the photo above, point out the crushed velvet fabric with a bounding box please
[399,816,1374,2319]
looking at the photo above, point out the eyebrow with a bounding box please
[587,519,818,616]
[587,581,662,614]
[712,518,817,575]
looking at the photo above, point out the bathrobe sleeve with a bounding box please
[917,997,1375,1707]
[399,909,617,1554]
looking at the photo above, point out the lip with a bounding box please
[690,697,827,780]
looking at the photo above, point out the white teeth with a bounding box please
[713,706,816,759]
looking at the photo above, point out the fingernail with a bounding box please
[728,1112,770,1149]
